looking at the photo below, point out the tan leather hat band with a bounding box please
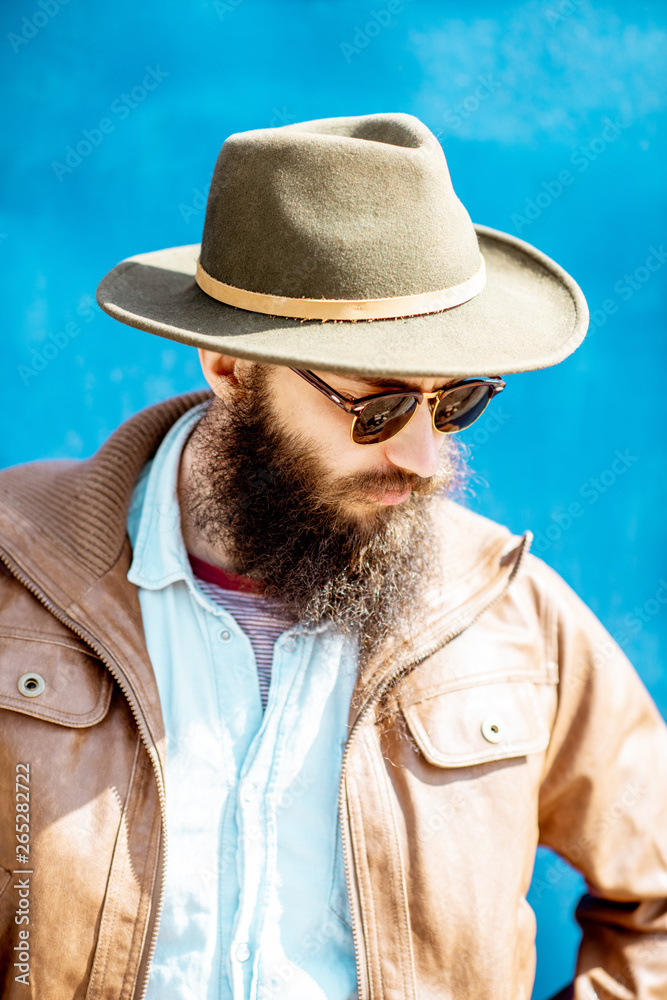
[195,255,486,321]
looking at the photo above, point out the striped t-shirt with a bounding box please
[188,554,293,710]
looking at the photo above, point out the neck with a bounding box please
[177,433,238,572]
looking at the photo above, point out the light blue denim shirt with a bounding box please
[126,404,358,1000]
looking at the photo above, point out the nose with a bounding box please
[381,397,443,478]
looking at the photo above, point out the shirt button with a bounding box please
[218,628,232,643]
[240,782,256,803]
[283,636,297,653]
[234,942,251,962]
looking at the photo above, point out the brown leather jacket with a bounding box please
[1,394,666,1000]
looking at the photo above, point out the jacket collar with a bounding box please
[0,393,530,746]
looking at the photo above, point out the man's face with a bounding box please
[181,353,466,652]
[198,355,458,530]
[265,365,454,518]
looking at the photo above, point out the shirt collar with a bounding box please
[127,402,208,591]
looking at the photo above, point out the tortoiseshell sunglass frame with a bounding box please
[290,369,506,445]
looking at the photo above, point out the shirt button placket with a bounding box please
[233,777,261,996]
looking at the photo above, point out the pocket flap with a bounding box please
[400,680,552,767]
[0,629,113,727]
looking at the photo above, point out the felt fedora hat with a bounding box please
[97,112,589,378]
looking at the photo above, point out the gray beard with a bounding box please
[180,365,467,659]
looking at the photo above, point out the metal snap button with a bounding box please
[18,672,46,698]
[481,717,505,744]
[218,629,232,643]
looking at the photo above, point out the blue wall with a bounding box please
[2,1,666,995]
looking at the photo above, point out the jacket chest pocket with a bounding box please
[0,628,118,876]
[0,627,113,727]
[399,676,555,769]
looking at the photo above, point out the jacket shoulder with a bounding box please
[437,502,600,623]
[0,458,80,507]
[429,498,521,579]
[518,550,608,632]
[432,498,516,544]
[433,502,618,661]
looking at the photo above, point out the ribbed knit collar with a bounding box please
[0,392,210,585]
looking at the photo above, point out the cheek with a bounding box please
[271,372,396,481]
[271,378,355,462]
[294,405,380,482]
[304,414,363,475]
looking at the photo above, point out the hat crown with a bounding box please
[199,113,481,300]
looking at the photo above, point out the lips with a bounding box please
[368,485,412,505]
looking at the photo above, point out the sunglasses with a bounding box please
[291,370,506,445]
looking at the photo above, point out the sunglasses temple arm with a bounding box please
[290,369,357,413]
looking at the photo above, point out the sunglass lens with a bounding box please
[352,394,418,444]
[433,384,493,433]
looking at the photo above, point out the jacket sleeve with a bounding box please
[528,555,667,1000]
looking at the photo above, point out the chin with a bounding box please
[343,500,395,531]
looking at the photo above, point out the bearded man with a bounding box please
[1,113,666,1000]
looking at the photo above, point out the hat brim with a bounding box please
[96,224,588,378]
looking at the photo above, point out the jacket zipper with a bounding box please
[0,547,166,1000]
[337,532,531,999]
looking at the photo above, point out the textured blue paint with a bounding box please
[1,2,665,996]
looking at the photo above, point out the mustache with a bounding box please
[311,466,445,508]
